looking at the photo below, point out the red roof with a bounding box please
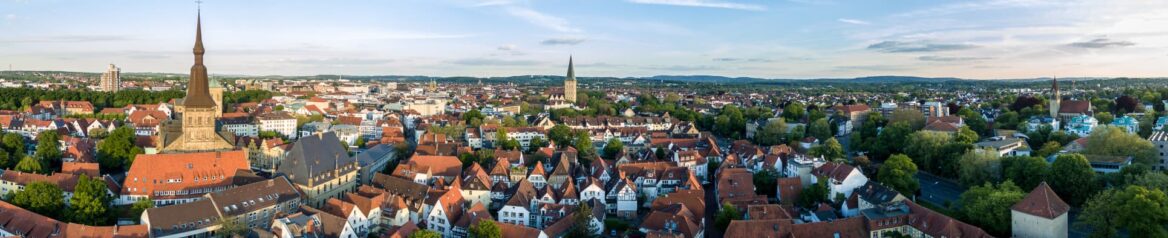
[122,150,250,199]
[1011,182,1069,219]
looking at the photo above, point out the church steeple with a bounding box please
[566,55,575,81]
[184,8,216,108]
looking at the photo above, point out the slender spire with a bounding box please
[184,5,216,107]
[566,55,575,81]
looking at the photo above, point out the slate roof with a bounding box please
[278,132,356,187]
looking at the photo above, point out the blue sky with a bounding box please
[2,0,1166,79]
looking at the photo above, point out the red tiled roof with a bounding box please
[122,150,250,199]
[1011,182,1069,219]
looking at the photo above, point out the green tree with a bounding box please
[654,145,668,160]
[1095,111,1115,124]
[96,126,143,173]
[873,122,913,160]
[469,219,502,238]
[2,133,25,159]
[602,138,624,160]
[781,103,805,122]
[958,148,1001,187]
[216,217,249,238]
[10,181,65,219]
[807,118,832,141]
[958,181,1025,236]
[527,137,548,153]
[878,154,920,196]
[1078,186,1168,238]
[714,203,741,232]
[904,130,953,173]
[14,155,45,174]
[565,203,597,238]
[809,137,844,162]
[409,230,443,238]
[754,119,787,146]
[1000,156,1049,191]
[797,178,831,208]
[130,198,155,222]
[87,128,109,139]
[957,107,990,136]
[35,130,61,170]
[463,109,485,127]
[752,169,780,198]
[0,150,11,170]
[548,124,573,148]
[70,175,112,225]
[1050,154,1097,205]
[1034,141,1062,158]
[1084,126,1158,166]
[889,108,925,130]
[574,132,596,161]
[955,126,979,144]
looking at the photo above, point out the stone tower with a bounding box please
[564,56,577,103]
[159,8,234,153]
[209,77,223,118]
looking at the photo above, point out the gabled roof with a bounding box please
[278,132,356,186]
[1010,181,1069,219]
[122,150,249,199]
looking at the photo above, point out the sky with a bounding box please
[2,0,1167,79]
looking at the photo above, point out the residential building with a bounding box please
[1149,131,1168,171]
[257,111,297,138]
[100,64,121,92]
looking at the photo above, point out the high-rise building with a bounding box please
[564,56,577,103]
[99,64,120,92]
[158,9,234,153]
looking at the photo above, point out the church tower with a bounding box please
[1050,77,1060,119]
[159,8,234,153]
[564,56,577,103]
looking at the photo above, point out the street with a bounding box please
[915,172,964,207]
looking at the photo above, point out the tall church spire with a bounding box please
[566,55,575,81]
[184,7,216,108]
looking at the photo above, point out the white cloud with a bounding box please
[627,0,766,11]
[497,44,517,51]
[541,37,586,45]
[5,14,15,21]
[837,18,870,25]
[504,6,581,33]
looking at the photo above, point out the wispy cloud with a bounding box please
[449,58,541,66]
[712,57,773,62]
[493,44,525,56]
[837,18,870,25]
[627,0,766,11]
[5,14,15,21]
[0,35,134,44]
[867,40,978,53]
[1067,38,1135,49]
[917,55,993,62]
[541,37,586,45]
[471,0,513,7]
[278,58,396,66]
[504,6,580,33]
[642,65,722,71]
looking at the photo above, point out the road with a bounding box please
[915,172,965,207]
